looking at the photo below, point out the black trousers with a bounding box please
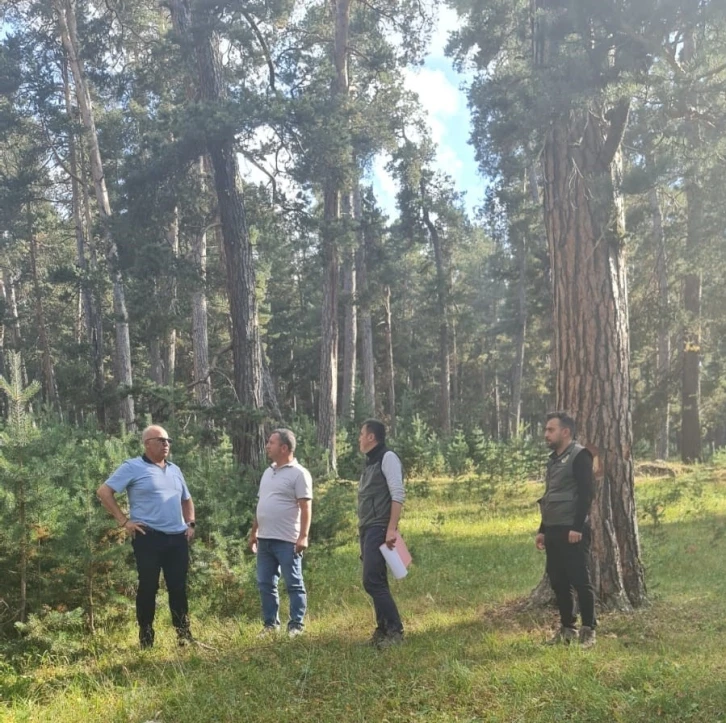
[132,529,190,632]
[544,526,596,629]
[360,526,403,635]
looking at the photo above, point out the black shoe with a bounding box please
[140,626,155,649]
[177,628,195,647]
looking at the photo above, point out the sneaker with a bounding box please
[139,626,155,650]
[257,625,279,638]
[375,631,403,650]
[545,626,577,645]
[287,625,304,639]
[579,626,596,648]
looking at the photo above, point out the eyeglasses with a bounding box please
[146,437,173,445]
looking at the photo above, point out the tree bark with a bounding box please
[649,182,670,460]
[190,159,212,409]
[383,284,395,433]
[55,0,135,431]
[510,234,527,439]
[317,0,352,471]
[422,189,452,436]
[358,188,376,417]
[540,108,645,609]
[170,0,265,466]
[681,31,702,464]
[340,247,357,422]
[27,206,60,411]
[164,209,179,388]
[61,54,105,422]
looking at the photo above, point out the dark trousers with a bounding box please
[545,526,596,629]
[132,529,190,633]
[360,525,403,635]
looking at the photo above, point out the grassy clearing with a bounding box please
[4,466,726,722]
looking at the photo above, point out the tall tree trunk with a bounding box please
[357,188,376,417]
[27,207,60,411]
[510,235,527,439]
[340,245,357,422]
[62,53,103,412]
[492,368,501,442]
[422,193,452,436]
[55,0,135,431]
[170,1,265,465]
[149,334,164,386]
[383,284,395,433]
[190,158,212,409]
[164,210,179,388]
[681,31,702,464]
[649,182,670,460]
[78,134,106,425]
[532,0,646,610]
[318,0,352,470]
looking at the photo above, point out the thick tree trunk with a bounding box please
[422,195,452,436]
[649,183,670,460]
[357,188,376,417]
[681,32,702,464]
[172,1,264,466]
[27,207,60,411]
[383,285,395,433]
[340,245,357,422]
[317,0,352,471]
[541,107,646,609]
[56,0,135,431]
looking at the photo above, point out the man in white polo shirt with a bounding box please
[97,425,196,649]
[249,428,313,637]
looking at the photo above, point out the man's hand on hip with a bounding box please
[535,533,545,550]
[123,520,147,539]
[568,530,582,544]
[295,534,309,554]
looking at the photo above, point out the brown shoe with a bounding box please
[545,626,577,645]
[578,626,596,648]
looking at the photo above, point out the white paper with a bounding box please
[379,544,408,579]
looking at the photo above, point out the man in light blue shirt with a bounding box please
[97,425,196,649]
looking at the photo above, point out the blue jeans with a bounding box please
[256,538,307,629]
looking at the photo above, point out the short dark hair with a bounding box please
[546,411,576,438]
[362,419,386,444]
[271,428,296,453]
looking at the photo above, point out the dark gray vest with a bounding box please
[358,454,393,530]
[539,441,584,527]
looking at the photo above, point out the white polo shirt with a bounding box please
[256,459,313,543]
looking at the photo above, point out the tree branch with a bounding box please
[239,7,276,92]
[598,98,630,170]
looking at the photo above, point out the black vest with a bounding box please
[358,444,394,529]
[539,441,584,527]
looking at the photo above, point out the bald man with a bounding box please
[97,425,196,649]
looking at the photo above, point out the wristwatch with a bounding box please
[188,521,196,528]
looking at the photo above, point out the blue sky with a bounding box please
[370,7,481,218]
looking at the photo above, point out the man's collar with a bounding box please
[142,454,172,467]
[271,458,296,470]
[549,440,576,460]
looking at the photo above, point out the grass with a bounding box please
[4,465,726,722]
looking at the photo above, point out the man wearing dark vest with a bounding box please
[536,412,596,648]
[357,419,405,648]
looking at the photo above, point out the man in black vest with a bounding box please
[357,419,405,648]
[536,412,596,648]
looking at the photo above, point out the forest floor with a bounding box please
[3,462,726,722]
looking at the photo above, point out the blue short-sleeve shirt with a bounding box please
[104,455,191,534]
